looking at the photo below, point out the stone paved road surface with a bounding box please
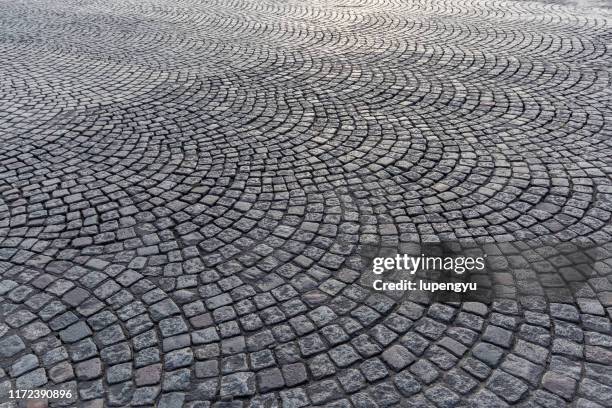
[1,0,612,407]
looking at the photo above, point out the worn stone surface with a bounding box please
[0,0,611,406]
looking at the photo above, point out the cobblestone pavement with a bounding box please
[1,0,612,407]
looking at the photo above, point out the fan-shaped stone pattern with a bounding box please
[0,0,611,406]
